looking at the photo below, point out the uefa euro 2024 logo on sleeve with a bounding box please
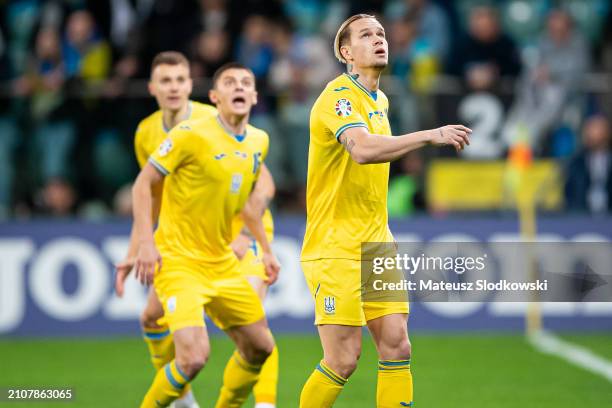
[335,99,352,117]
[324,296,336,314]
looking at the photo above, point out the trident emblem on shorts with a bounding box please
[324,296,336,314]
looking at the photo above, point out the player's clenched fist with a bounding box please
[134,240,162,286]
[430,125,472,152]
[262,251,281,285]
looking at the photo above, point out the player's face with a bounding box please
[149,63,193,113]
[344,18,388,70]
[209,68,257,117]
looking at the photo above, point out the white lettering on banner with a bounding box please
[1,230,612,334]
[29,238,109,321]
[265,237,313,318]
[0,239,34,332]
[102,237,148,319]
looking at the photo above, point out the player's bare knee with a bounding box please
[176,348,209,378]
[380,336,411,360]
[325,347,360,378]
[242,338,273,365]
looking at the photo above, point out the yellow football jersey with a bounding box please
[149,115,269,266]
[301,73,394,261]
[134,101,217,168]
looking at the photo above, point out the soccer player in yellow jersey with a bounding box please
[116,51,216,408]
[299,14,471,408]
[115,52,280,408]
[129,62,280,408]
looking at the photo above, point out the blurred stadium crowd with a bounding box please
[0,0,611,219]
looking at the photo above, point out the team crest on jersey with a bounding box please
[230,173,243,193]
[324,296,336,314]
[335,99,352,117]
[158,138,173,157]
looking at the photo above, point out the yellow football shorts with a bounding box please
[238,239,268,281]
[301,258,409,326]
[155,257,265,332]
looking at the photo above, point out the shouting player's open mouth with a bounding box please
[231,95,247,108]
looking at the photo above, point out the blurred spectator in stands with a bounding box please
[450,5,519,159]
[388,151,425,217]
[388,11,439,93]
[62,10,112,84]
[34,177,77,217]
[565,115,612,214]
[191,30,230,79]
[448,5,521,87]
[385,13,424,133]
[138,0,200,72]
[235,14,274,81]
[385,0,450,63]
[502,9,590,155]
[198,0,229,33]
[269,19,335,188]
[14,27,77,190]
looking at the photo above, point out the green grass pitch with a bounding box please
[0,333,611,407]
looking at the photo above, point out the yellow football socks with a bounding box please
[376,359,413,407]
[215,350,264,408]
[142,326,174,371]
[140,359,190,408]
[299,360,347,408]
[252,344,278,405]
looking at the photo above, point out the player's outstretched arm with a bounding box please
[241,195,280,284]
[338,124,472,164]
[115,183,164,296]
[131,163,165,286]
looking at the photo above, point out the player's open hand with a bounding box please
[231,233,251,260]
[262,252,281,285]
[114,257,135,297]
[134,241,162,286]
[431,125,472,152]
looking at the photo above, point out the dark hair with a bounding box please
[150,51,189,77]
[211,62,255,88]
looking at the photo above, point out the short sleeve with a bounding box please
[134,125,148,168]
[317,90,368,141]
[148,125,197,176]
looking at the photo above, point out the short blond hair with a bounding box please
[333,13,377,64]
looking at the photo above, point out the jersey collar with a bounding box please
[216,115,247,142]
[344,73,378,101]
[162,101,193,133]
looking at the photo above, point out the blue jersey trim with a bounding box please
[335,122,367,142]
[148,157,170,176]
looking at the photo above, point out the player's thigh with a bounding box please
[367,313,411,360]
[301,259,365,326]
[225,317,274,364]
[141,286,166,328]
[205,274,266,331]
